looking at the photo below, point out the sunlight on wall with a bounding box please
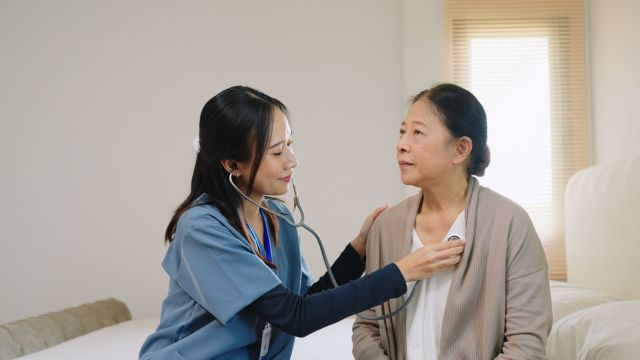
[470,37,552,235]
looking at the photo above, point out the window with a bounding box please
[445,0,589,280]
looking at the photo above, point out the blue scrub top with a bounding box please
[140,196,314,360]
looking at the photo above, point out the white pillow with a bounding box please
[547,300,640,360]
[550,280,619,324]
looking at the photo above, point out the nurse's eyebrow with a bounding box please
[268,135,293,149]
[268,141,284,149]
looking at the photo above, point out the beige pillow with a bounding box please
[47,310,84,340]
[0,326,22,359]
[2,321,46,355]
[23,316,65,347]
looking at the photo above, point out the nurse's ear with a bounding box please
[452,136,472,166]
[221,159,242,176]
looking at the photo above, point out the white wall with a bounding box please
[587,0,640,164]
[402,0,446,197]
[0,0,411,323]
[403,0,445,102]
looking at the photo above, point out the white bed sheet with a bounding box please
[291,317,354,359]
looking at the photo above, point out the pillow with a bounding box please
[23,316,65,348]
[550,281,620,324]
[547,300,640,360]
[2,321,46,355]
[0,327,22,360]
[47,310,84,340]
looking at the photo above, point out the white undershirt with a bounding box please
[405,210,465,360]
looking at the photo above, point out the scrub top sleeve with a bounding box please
[176,222,282,325]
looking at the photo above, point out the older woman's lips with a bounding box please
[398,161,413,168]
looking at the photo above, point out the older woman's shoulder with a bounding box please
[477,185,533,223]
[374,192,422,226]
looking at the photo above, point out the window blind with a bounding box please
[445,0,590,280]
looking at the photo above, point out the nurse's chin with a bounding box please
[268,185,290,197]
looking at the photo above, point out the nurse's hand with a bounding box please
[350,204,389,257]
[395,239,466,282]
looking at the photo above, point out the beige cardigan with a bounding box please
[352,177,552,360]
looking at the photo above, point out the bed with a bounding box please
[0,308,354,360]
[2,153,639,359]
[545,152,640,359]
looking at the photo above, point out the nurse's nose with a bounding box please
[284,146,297,169]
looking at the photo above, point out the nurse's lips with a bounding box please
[279,175,292,182]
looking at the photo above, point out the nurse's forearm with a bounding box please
[246,263,406,337]
[306,244,365,295]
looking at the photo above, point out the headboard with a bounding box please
[564,153,640,300]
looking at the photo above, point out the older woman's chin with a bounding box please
[399,174,417,187]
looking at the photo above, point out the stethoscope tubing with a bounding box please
[228,173,419,320]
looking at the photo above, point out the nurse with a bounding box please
[139,86,466,359]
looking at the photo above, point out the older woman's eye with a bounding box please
[413,129,424,135]
[399,129,406,135]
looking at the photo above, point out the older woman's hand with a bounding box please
[395,240,466,282]
[350,205,389,257]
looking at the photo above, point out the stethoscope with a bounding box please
[229,172,462,321]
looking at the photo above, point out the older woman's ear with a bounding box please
[453,136,473,166]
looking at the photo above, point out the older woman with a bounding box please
[352,83,552,360]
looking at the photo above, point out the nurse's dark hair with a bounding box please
[411,83,490,176]
[165,85,286,268]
